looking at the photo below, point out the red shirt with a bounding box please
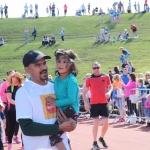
[131,25,137,30]
[86,74,111,104]
[145,0,148,4]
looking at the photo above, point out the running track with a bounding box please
[4,117,150,150]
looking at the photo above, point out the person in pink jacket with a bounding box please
[121,73,138,117]
[0,70,16,143]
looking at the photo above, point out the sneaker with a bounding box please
[118,118,125,122]
[7,143,12,150]
[99,137,108,148]
[13,136,21,144]
[92,142,100,150]
[5,136,8,143]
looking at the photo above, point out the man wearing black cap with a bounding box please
[16,50,76,150]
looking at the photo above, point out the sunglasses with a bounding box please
[93,67,100,70]
[146,75,150,76]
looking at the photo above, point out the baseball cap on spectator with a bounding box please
[23,50,51,67]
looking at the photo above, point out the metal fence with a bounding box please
[79,88,150,124]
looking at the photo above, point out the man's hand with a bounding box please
[46,96,56,106]
[84,103,91,111]
[59,118,76,132]
[105,92,111,99]
[57,111,68,124]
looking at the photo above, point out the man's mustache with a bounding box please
[40,70,47,75]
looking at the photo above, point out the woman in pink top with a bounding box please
[0,70,21,144]
[64,4,68,16]
[121,73,138,116]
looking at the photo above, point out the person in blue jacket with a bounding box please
[120,47,130,61]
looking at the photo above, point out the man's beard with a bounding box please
[40,69,48,81]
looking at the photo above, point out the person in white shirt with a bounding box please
[16,50,76,150]
[128,0,132,11]
[29,4,33,17]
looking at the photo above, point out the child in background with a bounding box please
[46,7,49,16]
[110,37,116,44]
[101,34,105,42]
[46,49,79,150]
[123,29,129,40]
[104,26,109,35]
[118,32,122,40]
[94,35,100,43]
[57,8,59,16]
[32,26,37,39]
[60,27,65,42]
[145,94,150,116]
[116,10,120,23]
[105,34,111,42]
[0,100,6,150]
[120,55,125,65]
[137,78,147,124]
[145,94,150,125]
[112,74,125,122]
[137,2,140,13]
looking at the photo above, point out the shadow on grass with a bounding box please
[95,23,100,28]
[128,13,136,20]
[138,13,145,18]
[58,16,65,20]
[45,43,61,49]
[29,39,36,43]
[91,41,103,48]
[104,19,111,25]
[107,23,116,29]
[124,38,136,44]
[14,43,26,51]
[38,45,43,49]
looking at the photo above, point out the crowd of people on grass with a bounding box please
[94,24,137,44]
[22,26,64,45]
[1,0,150,19]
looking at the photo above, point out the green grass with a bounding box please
[0,13,150,84]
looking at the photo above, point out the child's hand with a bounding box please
[0,106,4,112]
[46,96,56,106]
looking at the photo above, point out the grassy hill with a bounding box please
[0,13,150,84]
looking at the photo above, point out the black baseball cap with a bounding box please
[23,50,51,67]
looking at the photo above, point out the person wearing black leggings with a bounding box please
[6,72,23,150]
[126,97,138,116]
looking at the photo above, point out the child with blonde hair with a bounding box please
[112,74,125,122]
